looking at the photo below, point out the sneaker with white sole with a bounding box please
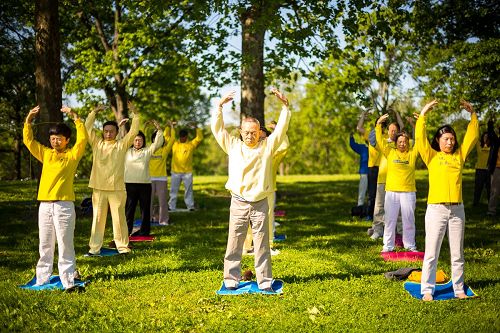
[370,232,383,240]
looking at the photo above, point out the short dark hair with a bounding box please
[179,129,188,138]
[134,131,146,148]
[102,120,119,132]
[388,122,400,131]
[431,125,459,153]
[49,123,71,139]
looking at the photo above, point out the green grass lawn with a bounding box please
[0,171,499,332]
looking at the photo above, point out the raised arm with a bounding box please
[211,91,236,154]
[190,126,203,147]
[415,100,438,165]
[459,100,479,159]
[122,101,140,147]
[267,88,292,153]
[61,106,87,160]
[356,111,367,136]
[23,105,45,162]
[147,120,165,154]
[375,114,391,157]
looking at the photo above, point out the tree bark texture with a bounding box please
[240,5,267,125]
[35,0,62,146]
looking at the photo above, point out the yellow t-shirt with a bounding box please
[171,128,203,173]
[475,142,490,170]
[364,131,381,167]
[376,124,419,192]
[415,113,479,203]
[149,127,175,178]
[23,120,88,201]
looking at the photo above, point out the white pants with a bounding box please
[169,172,194,210]
[358,174,368,206]
[383,191,416,251]
[372,184,403,235]
[37,201,76,289]
[421,204,465,296]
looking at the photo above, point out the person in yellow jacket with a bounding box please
[376,114,419,252]
[85,102,140,255]
[212,88,291,292]
[23,105,87,290]
[149,121,175,225]
[168,124,203,211]
[416,99,478,301]
[473,132,491,206]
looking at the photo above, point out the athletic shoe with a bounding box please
[367,228,374,236]
[407,247,419,252]
[370,232,383,240]
[84,252,101,257]
[270,248,280,256]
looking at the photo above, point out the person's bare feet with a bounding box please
[456,293,468,299]
[422,294,433,301]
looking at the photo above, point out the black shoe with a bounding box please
[130,231,149,237]
[65,285,85,293]
[188,208,196,211]
[84,252,101,257]
[226,286,237,290]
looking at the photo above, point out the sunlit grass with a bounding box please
[0,171,498,332]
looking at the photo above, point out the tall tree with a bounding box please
[35,0,62,146]
[62,0,214,127]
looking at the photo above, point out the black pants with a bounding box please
[367,166,379,218]
[126,183,152,235]
[473,169,491,205]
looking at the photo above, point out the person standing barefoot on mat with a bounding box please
[23,105,87,290]
[212,88,291,292]
[415,99,478,301]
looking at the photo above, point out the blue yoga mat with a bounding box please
[216,279,283,295]
[404,280,477,300]
[274,234,286,242]
[19,275,86,291]
[84,248,120,257]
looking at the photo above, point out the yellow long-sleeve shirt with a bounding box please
[23,119,87,201]
[149,127,175,178]
[416,113,479,204]
[475,142,490,170]
[364,131,381,167]
[85,110,139,191]
[376,124,419,192]
[272,135,289,190]
[211,105,291,202]
[124,131,164,184]
[171,128,203,173]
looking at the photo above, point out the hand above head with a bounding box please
[219,90,236,107]
[127,100,138,115]
[420,100,438,116]
[377,113,389,125]
[26,105,40,123]
[270,87,289,107]
[460,99,474,113]
[93,104,106,113]
[151,120,161,131]
[118,118,129,127]
[61,105,79,121]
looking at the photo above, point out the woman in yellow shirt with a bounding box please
[473,133,491,206]
[376,114,419,252]
[415,99,478,301]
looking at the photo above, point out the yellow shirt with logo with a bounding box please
[171,128,203,173]
[415,113,478,204]
[376,124,419,192]
[23,119,87,201]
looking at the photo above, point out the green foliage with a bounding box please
[0,174,499,331]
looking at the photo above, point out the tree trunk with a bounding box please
[35,0,62,147]
[240,5,266,125]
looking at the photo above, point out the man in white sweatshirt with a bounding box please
[211,88,291,292]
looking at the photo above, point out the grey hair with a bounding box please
[241,117,260,128]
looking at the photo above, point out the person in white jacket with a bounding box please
[211,88,291,292]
